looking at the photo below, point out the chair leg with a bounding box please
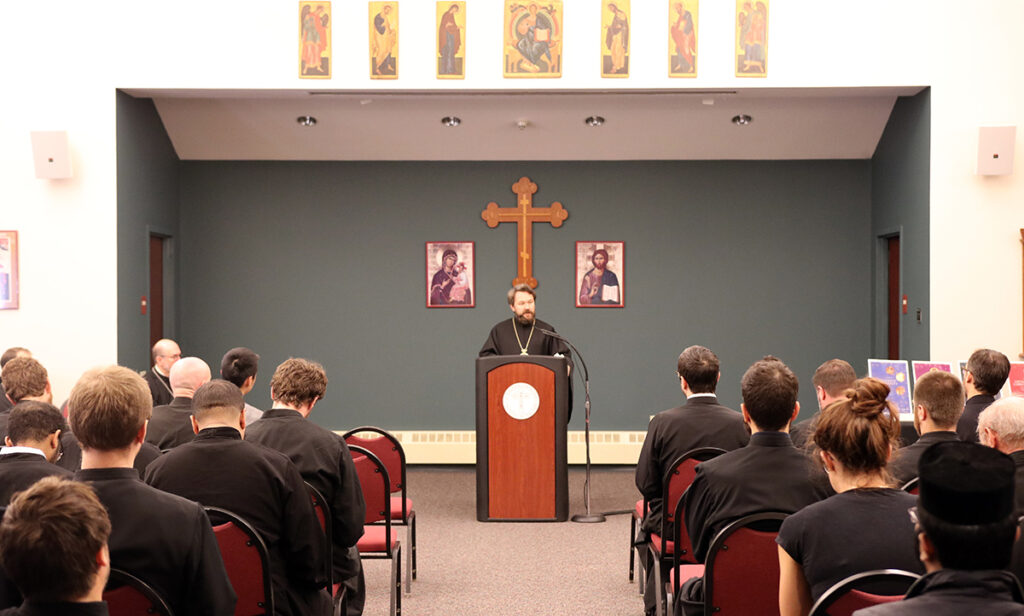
[629,515,636,581]
[390,543,401,616]
[637,545,646,595]
[652,548,665,616]
[404,524,412,594]
[410,513,417,581]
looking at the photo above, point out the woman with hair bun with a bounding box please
[776,377,924,616]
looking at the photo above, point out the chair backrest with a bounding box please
[661,447,727,558]
[343,427,407,516]
[901,477,919,495]
[348,445,395,555]
[808,569,920,616]
[703,511,788,615]
[103,568,174,616]
[205,506,274,616]
[305,481,333,587]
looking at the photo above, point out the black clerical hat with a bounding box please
[918,440,1015,525]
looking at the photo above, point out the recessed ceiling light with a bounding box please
[731,114,753,126]
[584,116,605,127]
[296,115,317,127]
[441,116,461,127]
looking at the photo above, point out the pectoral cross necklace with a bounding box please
[512,318,535,355]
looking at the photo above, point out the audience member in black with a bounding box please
[145,356,210,450]
[977,396,1024,587]
[0,476,111,616]
[0,401,71,505]
[888,370,964,485]
[956,348,1010,443]
[69,365,236,616]
[789,359,856,449]
[677,356,831,616]
[143,339,180,407]
[0,348,30,414]
[220,346,264,424]
[856,441,1024,615]
[634,345,748,615]
[246,358,366,615]
[145,379,331,616]
[777,378,923,615]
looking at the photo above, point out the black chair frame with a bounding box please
[204,505,275,616]
[104,568,175,616]
[348,444,402,616]
[807,569,921,616]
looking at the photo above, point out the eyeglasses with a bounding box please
[161,353,182,360]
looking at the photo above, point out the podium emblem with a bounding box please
[502,382,540,420]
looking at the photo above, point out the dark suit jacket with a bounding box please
[146,396,196,450]
[245,408,366,580]
[145,427,330,616]
[0,451,72,505]
[143,368,174,407]
[75,467,236,616]
[856,569,1024,615]
[789,415,818,449]
[956,394,997,444]
[635,395,749,535]
[682,431,831,562]
[888,430,959,486]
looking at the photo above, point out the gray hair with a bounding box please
[978,397,1024,452]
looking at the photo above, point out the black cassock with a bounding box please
[479,317,574,420]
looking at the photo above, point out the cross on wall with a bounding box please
[481,176,568,288]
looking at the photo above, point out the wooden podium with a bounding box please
[475,355,569,522]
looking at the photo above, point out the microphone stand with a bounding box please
[539,329,605,523]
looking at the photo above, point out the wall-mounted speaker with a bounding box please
[30,131,73,179]
[977,126,1016,176]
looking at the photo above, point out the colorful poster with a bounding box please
[668,1,697,77]
[299,2,332,78]
[370,2,398,78]
[911,361,954,384]
[601,1,629,78]
[868,359,912,419]
[504,1,562,78]
[735,0,767,77]
[437,2,466,79]
[1008,362,1024,396]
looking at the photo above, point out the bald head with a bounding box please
[151,339,181,375]
[168,357,211,399]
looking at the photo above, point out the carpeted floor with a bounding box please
[360,465,644,616]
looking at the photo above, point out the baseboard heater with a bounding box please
[337,430,647,465]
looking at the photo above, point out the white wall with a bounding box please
[1,0,1022,399]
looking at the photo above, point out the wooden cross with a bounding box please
[481,176,568,288]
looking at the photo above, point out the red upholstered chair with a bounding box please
[807,569,920,616]
[674,511,788,616]
[349,444,402,616]
[647,447,726,616]
[343,426,416,594]
[103,568,174,616]
[901,477,919,495]
[205,506,274,616]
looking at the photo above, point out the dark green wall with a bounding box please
[870,90,931,360]
[116,92,181,371]
[175,160,873,430]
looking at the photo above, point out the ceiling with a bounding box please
[125,87,925,161]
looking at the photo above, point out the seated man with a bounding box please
[220,347,264,424]
[0,401,71,505]
[634,345,749,615]
[0,347,30,414]
[145,356,210,450]
[678,356,831,616]
[977,396,1024,586]
[888,370,963,485]
[70,365,236,616]
[789,358,856,449]
[245,358,365,615]
[145,379,331,616]
[0,476,111,616]
[0,356,83,472]
[857,441,1024,614]
[956,348,1011,443]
